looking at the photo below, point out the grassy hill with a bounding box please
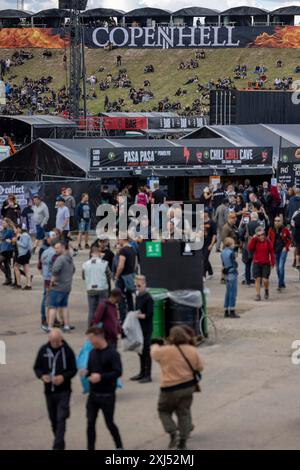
[2,47,300,114]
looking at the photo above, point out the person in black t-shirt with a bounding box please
[83,327,123,450]
[130,275,154,384]
[115,238,136,322]
[101,185,114,205]
[203,210,217,278]
[152,183,167,233]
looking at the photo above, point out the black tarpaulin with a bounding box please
[81,8,125,18]
[124,8,171,18]
[32,9,68,18]
[0,9,32,18]
[0,115,77,143]
[173,7,220,17]
[271,6,300,15]
[221,6,268,16]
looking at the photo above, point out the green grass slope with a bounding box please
[2,48,300,114]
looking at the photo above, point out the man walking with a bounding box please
[76,193,92,250]
[203,210,217,279]
[55,197,70,246]
[32,195,49,253]
[115,237,136,323]
[92,288,122,347]
[130,275,154,383]
[48,242,75,332]
[82,327,123,450]
[64,188,76,232]
[33,329,77,450]
[248,227,275,301]
[214,198,229,252]
[268,217,291,291]
[82,246,111,326]
[39,231,58,332]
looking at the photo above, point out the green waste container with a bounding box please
[149,288,168,339]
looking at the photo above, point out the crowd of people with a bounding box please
[2,177,300,449]
[199,180,300,317]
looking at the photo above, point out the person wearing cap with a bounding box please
[91,236,115,271]
[56,197,70,246]
[92,289,123,347]
[39,231,59,332]
[82,246,111,326]
[32,195,49,254]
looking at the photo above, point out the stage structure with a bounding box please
[61,0,88,120]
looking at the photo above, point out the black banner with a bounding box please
[277,162,300,188]
[90,146,273,170]
[280,147,300,163]
[148,116,207,129]
[84,26,298,49]
[0,180,101,230]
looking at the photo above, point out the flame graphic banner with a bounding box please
[1,26,300,49]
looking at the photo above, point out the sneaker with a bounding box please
[12,285,22,289]
[224,309,230,318]
[85,244,90,249]
[139,376,152,384]
[177,439,187,450]
[206,274,214,280]
[22,286,32,291]
[41,324,50,333]
[229,310,240,319]
[255,294,261,301]
[264,290,269,300]
[2,280,12,286]
[130,373,144,381]
[62,326,71,333]
[168,433,178,449]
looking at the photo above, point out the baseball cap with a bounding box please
[47,231,57,238]
[56,196,65,202]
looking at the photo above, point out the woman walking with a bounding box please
[13,225,33,290]
[151,326,204,450]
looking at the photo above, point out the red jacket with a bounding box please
[248,236,275,266]
[268,226,292,252]
[92,299,121,345]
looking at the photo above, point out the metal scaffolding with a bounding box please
[69,1,82,121]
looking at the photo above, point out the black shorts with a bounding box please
[16,252,31,266]
[253,263,271,279]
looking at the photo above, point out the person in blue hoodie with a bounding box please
[221,237,240,319]
[0,218,14,285]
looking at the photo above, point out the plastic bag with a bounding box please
[168,290,203,308]
[77,340,93,394]
[122,311,144,354]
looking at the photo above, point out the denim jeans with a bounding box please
[116,277,134,324]
[224,273,238,309]
[41,287,47,323]
[275,250,288,288]
[87,291,109,326]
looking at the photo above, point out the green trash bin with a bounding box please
[149,288,168,339]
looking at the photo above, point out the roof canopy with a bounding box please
[81,8,125,18]
[125,8,171,17]
[0,9,32,19]
[1,115,76,128]
[221,6,268,16]
[173,7,219,17]
[271,6,300,15]
[32,9,68,18]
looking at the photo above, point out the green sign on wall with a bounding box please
[146,241,162,258]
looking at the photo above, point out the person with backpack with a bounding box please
[135,186,148,208]
[248,226,275,301]
[268,217,291,291]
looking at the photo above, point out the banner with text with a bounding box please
[1,26,300,49]
[90,146,273,170]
